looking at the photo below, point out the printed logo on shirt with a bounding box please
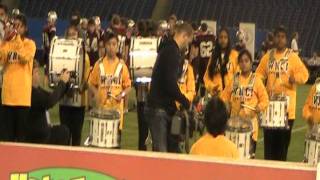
[232,86,254,101]
[100,75,121,87]
[268,60,289,75]
[7,51,19,63]
[312,94,320,109]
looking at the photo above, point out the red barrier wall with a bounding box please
[0,143,316,180]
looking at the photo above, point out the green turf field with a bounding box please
[48,78,311,162]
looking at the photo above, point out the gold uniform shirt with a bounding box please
[256,48,309,120]
[190,134,239,159]
[0,35,36,107]
[303,81,320,123]
[220,73,269,141]
[203,50,239,96]
[177,63,196,107]
[89,57,131,129]
[80,54,91,106]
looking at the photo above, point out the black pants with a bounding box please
[48,125,70,145]
[137,102,149,150]
[26,123,70,146]
[250,139,257,159]
[59,105,85,146]
[144,106,180,153]
[0,106,30,142]
[264,120,294,161]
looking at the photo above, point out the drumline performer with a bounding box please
[42,11,57,76]
[88,32,132,145]
[220,49,269,158]
[194,23,215,93]
[303,78,320,165]
[132,23,154,151]
[0,3,8,122]
[0,14,36,141]
[303,78,320,129]
[58,25,91,146]
[203,28,239,97]
[86,18,100,67]
[177,51,196,109]
[256,26,309,161]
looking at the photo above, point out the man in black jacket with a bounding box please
[145,23,194,152]
[25,61,70,145]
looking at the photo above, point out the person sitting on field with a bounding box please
[25,61,70,145]
[190,97,239,159]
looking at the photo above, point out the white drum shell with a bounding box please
[90,110,120,148]
[130,37,160,78]
[226,129,252,159]
[304,138,320,166]
[260,100,288,129]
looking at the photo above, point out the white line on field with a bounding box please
[257,126,307,143]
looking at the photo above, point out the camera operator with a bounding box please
[145,23,193,152]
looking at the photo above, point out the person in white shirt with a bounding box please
[291,32,299,53]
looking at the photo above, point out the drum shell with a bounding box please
[226,117,252,159]
[90,109,121,148]
[129,37,160,79]
[136,82,150,102]
[260,99,288,129]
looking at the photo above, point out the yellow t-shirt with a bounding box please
[89,56,131,129]
[256,48,309,120]
[303,80,320,123]
[190,134,239,159]
[0,35,36,107]
[220,73,269,141]
[203,50,239,96]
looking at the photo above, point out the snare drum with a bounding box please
[136,77,151,102]
[260,96,288,129]
[89,109,121,148]
[225,117,253,159]
[304,125,320,166]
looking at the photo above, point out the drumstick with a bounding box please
[241,104,256,111]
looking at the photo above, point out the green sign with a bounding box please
[10,168,115,180]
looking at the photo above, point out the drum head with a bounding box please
[90,109,120,120]
[227,116,252,132]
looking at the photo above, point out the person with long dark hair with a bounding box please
[203,28,239,97]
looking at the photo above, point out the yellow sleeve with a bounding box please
[255,78,269,111]
[0,42,9,64]
[88,61,100,87]
[290,53,309,84]
[190,142,199,155]
[185,65,196,102]
[203,58,215,93]
[83,54,91,81]
[255,53,269,82]
[302,85,315,121]
[121,63,131,89]
[220,79,233,104]
[16,37,36,63]
[230,50,239,75]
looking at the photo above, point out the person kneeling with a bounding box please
[190,97,239,159]
[26,61,70,145]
